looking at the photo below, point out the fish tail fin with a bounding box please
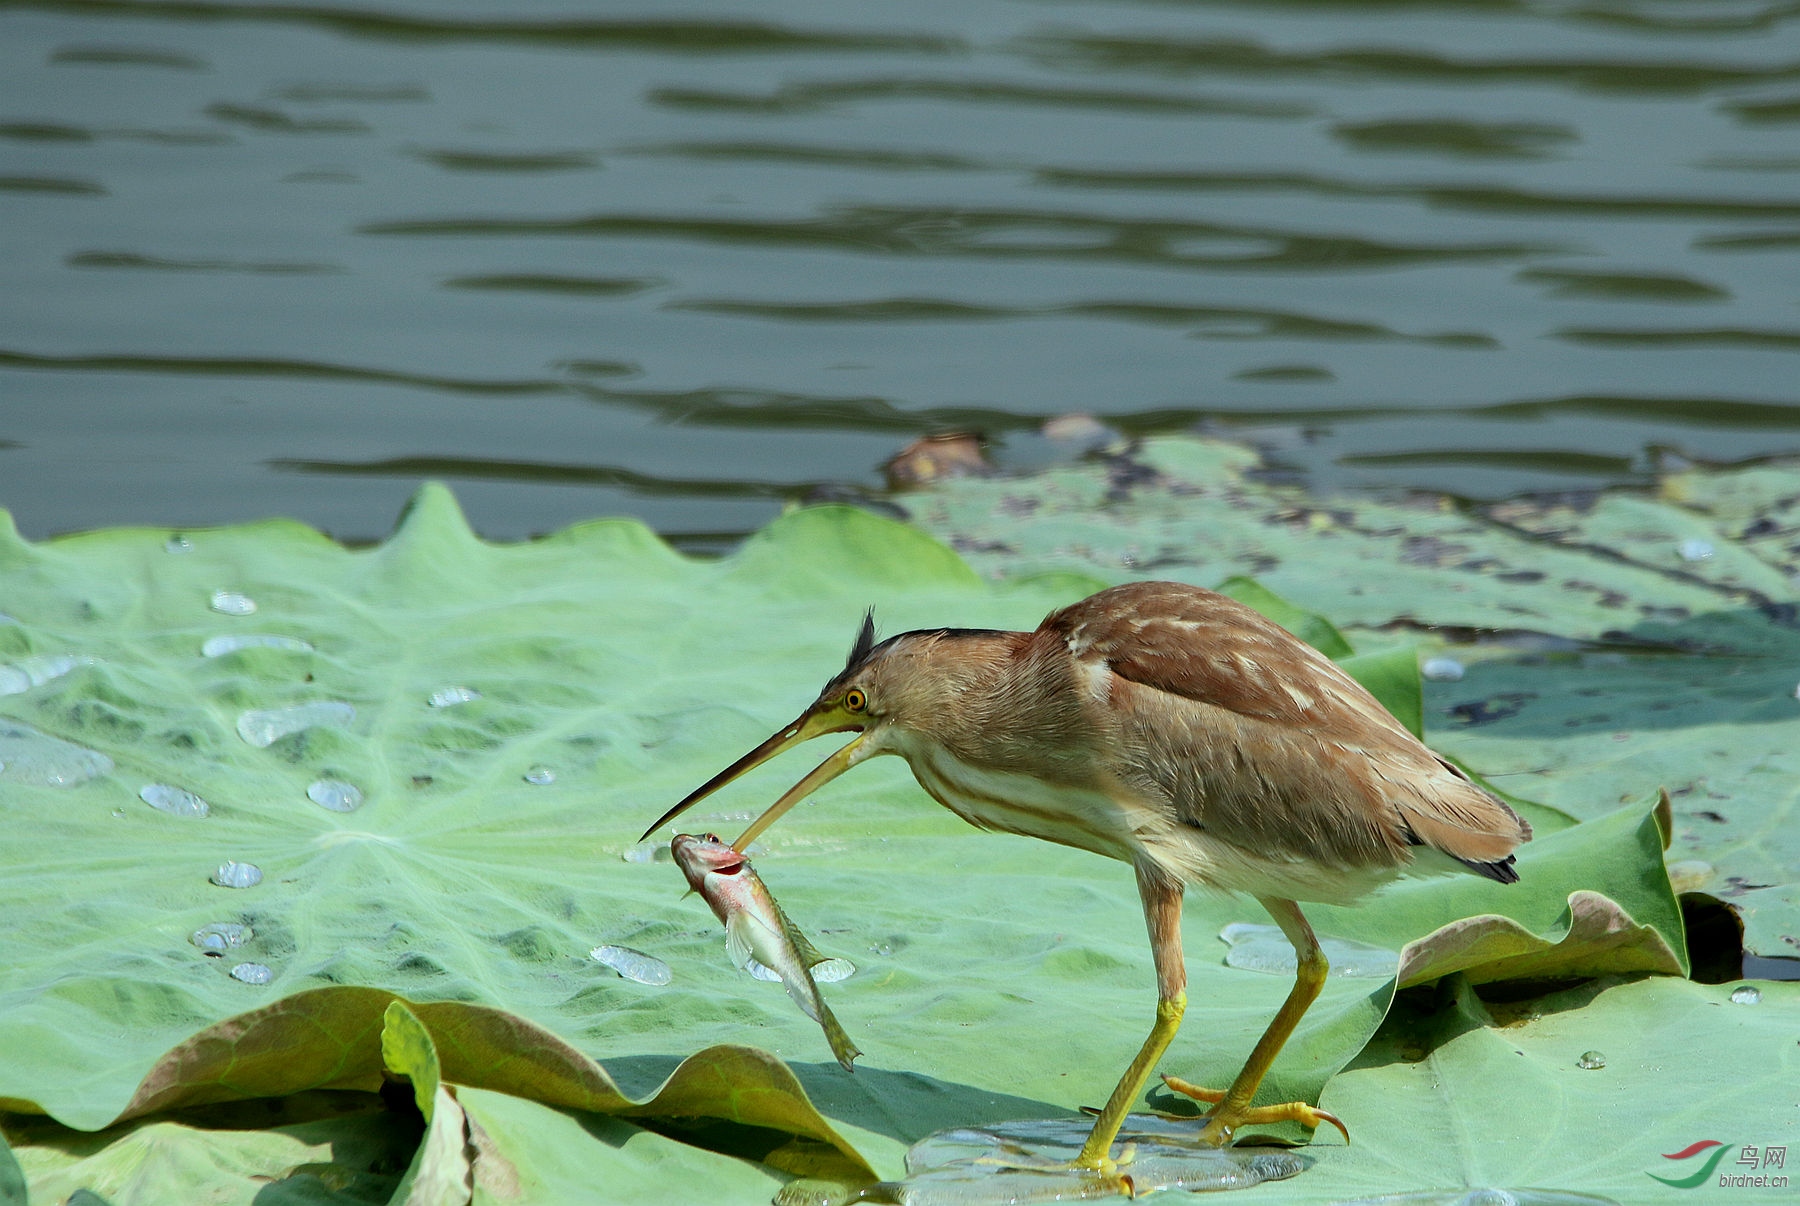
[819,998,861,1073]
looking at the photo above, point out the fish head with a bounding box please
[670,832,746,893]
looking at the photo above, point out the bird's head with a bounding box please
[639,611,1004,850]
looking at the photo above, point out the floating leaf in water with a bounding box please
[0,482,1770,1206]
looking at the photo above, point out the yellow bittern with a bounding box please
[642,581,1529,1165]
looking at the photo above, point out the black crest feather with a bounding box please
[846,609,877,671]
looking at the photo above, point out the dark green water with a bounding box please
[2,0,1797,547]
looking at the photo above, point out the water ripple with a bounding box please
[1019,32,1800,95]
[410,148,599,173]
[0,349,561,395]
[38,8,963,54]
[362,204,1553,270]
[648,76,1308,118]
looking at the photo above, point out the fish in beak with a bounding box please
[639,704,874,851]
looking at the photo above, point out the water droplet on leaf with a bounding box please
[621,841,673,863]
[202,634,313,658]
[1678,539,1714,562]
[165,534,193,553]
[0,654,94,696]
[524,765,555,785]
[591,944,672,985]
[211,860,262,889]
[307,778,363,812]
[1730,985,1761,1005]
[811,957,856,983]
[210,590,257,616]
[1422,657,1465,682]
[1576,1050,1606,1069]
[0,721,114,787]
[140,783,209,818]
[191,922,251,954]
[236,700,354,747]
[230,962,273,985]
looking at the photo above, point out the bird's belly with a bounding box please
[904,746,1148,863]
[902,743,1402,904]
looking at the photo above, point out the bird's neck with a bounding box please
[904,629,1101,784]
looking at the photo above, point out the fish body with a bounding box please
[670,833,861,1071]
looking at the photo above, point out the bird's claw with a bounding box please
[1160,1073,1350,1146]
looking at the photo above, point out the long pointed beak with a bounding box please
[731,730,872,852]
[638,707,861,842]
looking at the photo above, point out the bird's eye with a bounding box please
[845,688,867,713]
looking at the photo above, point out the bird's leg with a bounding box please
[1074,864,1186,1171]
[1172,896,1348,1145]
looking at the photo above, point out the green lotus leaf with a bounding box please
[1261,975,1800,1204]
[0,1127,22,1206]
[899,436,1800,958]
[382,1000,471,1206]
[3,1093,411,1205]
[0,486,1715,1204]
[383,1001,444,1124]
[458,1087,790,1206]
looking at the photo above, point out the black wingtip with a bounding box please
[1459,854,1520,884]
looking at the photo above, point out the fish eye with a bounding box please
[844,688,867,713]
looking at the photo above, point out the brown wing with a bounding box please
[1044,581,1530,874]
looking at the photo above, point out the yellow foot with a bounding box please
[1068,1140,1135,1175]
[990,1140,1136,1195]
[1160,1074,1350,1146]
